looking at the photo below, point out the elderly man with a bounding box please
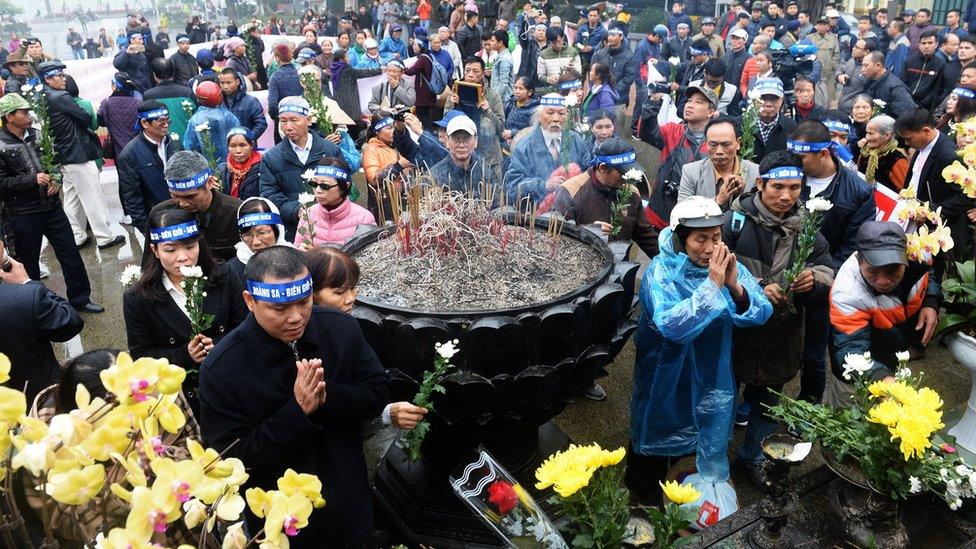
[750,78,797,160]
[117,100,182,231]
[445,57,506,178]
[429,114,500,197]
[0,93,102,314]
[40,61,122,251]
[260,97,342,241]
[368,59,416,115]
[860,50,917,117]
[146,150,242,262]
[200,245,389,548]
[677,115,759,210]
[505,93,591,204]
[739,35,770,93]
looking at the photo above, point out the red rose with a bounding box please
[487,481,519,515]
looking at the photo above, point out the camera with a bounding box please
[648,81,671,95]
[389,106,412,121]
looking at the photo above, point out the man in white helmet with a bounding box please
[628,195,772,510]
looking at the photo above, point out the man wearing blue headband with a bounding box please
[0,93,103,313]
[591,24,638,131]
[259,96,341,242]
[720,150,835,486]
[114,30,151,92]
[146,150,242,262]
[169,34,199,85]
[41,60,124,252]
[506,92,592,203]
[117,100,181,231]
[200,245,389,548]
[789,120,875,406]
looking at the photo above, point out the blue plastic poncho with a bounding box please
[631,228,771,519]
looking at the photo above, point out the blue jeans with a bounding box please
[71,47,85,59]
[736,383,784,463]
[799,304,830,403]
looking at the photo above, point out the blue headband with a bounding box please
[558,79,582,90]
[279,104,310,116]
[167,168,212,191]
[540,95,565,107]
[592,150,636,167]
[373,117,394,131]
[608,28,624,35]
[112,76,125,89]
[787,140,854,163]
[824,120,851,133]
[690,47,711,56]
[227,126,254,141]
[310,165,350,180]
[761,166,803,180]
[138,108,168,121]
[247,275,313,303]
[149,220,200,242]
[238,211,282,229]
[41,68,64,78]
[955,87,976,99]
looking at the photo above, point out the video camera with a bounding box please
[769,44,817,104]
[647,81,671,95]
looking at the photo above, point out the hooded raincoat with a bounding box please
[631,228,771,500]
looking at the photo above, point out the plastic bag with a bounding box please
[681,474,738,530]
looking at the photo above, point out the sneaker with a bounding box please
[583,382,607,401]
[735,400,750,427]
[732,457,771,491]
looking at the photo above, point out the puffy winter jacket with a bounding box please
[591,44,638,106]
[861,70,917,119]
[886,34,911,79]
[223,72,269,138]
[535,45,582,94]
[582,83,619,116]
[504,96,539,133]
[267,63,304,119]
[293,198,377,247]
[97,93,141,159]
[184,105,241,161]
[801,161,876,270]
[902,53,946,112]
[113,50,151,91]
[218,159,261,201]
[117,133,181,230]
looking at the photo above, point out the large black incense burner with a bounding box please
[343,210,640,547]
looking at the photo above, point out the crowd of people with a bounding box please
[0,0,974,546]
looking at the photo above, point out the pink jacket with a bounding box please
[294,199,377,247]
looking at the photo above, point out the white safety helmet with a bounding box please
[669,196,724,230]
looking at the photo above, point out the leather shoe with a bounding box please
[97,235,125,250]
[733,457,771,492]
[75,236,91,249]
[73,302,105,313]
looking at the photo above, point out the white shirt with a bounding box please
[807,174,833,198]
[907,133,939,194]
[162,275,191,320]
[290,135,314,165]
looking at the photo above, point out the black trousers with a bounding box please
[10,207,91,307]
[624,446,694,504]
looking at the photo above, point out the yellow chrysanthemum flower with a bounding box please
[867,399,903,428]
[660,480,701,505]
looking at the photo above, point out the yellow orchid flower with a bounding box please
[80,413,132,461]
[0,354,9,384]
[46,412,93,447]
[125,485,181,540]
[246,487,274,518]
[156,361,187,395]
[262,491,313,548]
[277,468,326,508]
[94,526,154,549]
[110,451,148,489]
[182,498,208,530]
[660,480,702,505]
[152,393,187,434]
[99,353,181,406]
[45,464,105,505]
[11,440,54,477]
[222,522,248,549]
[0,386,26,424]
[149,457,206,514]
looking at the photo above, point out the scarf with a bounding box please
[759,115,779,144]
[227,150,262,198]
[795,102,814,119]
[330,60,348,88]
[862,139,900,184]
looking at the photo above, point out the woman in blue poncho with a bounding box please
[627,196,772,524]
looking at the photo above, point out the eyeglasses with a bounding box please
[310,181,341,191]
[242,227,276,241]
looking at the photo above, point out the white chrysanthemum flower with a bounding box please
[841,352,873,380]
[896,350,910,364]
[179,265,204,278]
[119,264,142,286]
[170,132,180,141]
[909,476,922,494]
[298,192,316,205]
[577,123,589,133]
[805,197,833,212]
[435,338,460,359]
[195,122,211,132]
[301,169,317,181]
[668,56,680,66]
[873,99,887,107]
[895,367,911,379]
[34,84,42,92]
[19,84,31,93]
[623,168,644,182]
[563,93,578,107]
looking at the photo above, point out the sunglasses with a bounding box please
[310,181,341,191]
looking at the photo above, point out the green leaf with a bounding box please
[572,533,595,548]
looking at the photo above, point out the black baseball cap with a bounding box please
[856,221,908,267]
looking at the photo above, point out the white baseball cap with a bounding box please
[364,38,378,49]
[446,115,477,136]
[826,9,840,18]
[730,28,749,39]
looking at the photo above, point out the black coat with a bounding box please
[45,87,100,165]
[142,80,195,101]
[753,115,797,161]
[122,263,246,370]
[169,50,200,86]
[862,70,918,117]
[147,190,244,263]
[117,133,181,231]
[0,281,83,403]
[113,50,152,91]
[0,127,59,216]
[199,308,390,548]
[903,53,946,112]
[912,132,975,250]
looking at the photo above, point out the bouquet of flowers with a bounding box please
[178,265,213,336]
[21,84,61,193]
[872,99,887,118]
[180,99,195,118]
[296,187,318,250]
[399,340,458,462]
[769,351,975,505]
[645,481,701,548]
[609,169,642,237]
[0,352,324,548]
[739,92,762,162]
[118,264,141,286]
[241,26,262,78]
[194,122,220,183]
[942,127,976,200]
[300,71,333,137]
[778,197,832,314]
[450,448,566,548]
[535,443,629,547]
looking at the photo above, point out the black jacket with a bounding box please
[218,160,261,201]
[45,86,100,165]
[169,50,200,85]
[903,53,946,112]
[123,263,246,371]
[0,281,83,403]
[142,80,195,101]
[0,127,59,216]
[455,22,483,58]
[199,308,390,548]
[147,190,243,263]
[724,48,751,90]
[801,160,877,270]
[113,50,152,91]
[591,44,638,106]
[862,70,918,117]
[912,132,975,250]
[117,133,181,231]
[753,115,797,162]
